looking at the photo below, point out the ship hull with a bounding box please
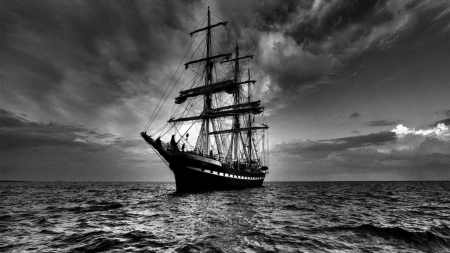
[141,133,266,192]
[172,164,264,192]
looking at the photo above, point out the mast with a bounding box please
[233,44,240,167]
[247,69,252,165]
[204,7,212,155]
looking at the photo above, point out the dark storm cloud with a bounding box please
[0,108,151,151]
[350,112,360,119]
[287,0,385,46]
[431,110,450,126]
[1,109,104,150]
[215,0,450,101]
[323,132,397,148]
[366,120,401,127]
[434,118,450,127]
[2,0,448,123]
[0,109,28,127]
[273,131,396,158]
[0,109,167,181]
[0,0,203,126]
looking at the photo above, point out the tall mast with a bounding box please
[204,7,212,154]
[247,69,252,165]
[234,44,240,166]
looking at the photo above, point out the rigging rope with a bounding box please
[144,39,193,133]
[148,67,187,132]
[148,145,169,168]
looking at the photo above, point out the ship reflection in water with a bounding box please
[1,181,450,252]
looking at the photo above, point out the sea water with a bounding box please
[1,181,449,252]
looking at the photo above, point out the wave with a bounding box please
[60,231,107,244]
[40,229,60,235]
[282,204,315,212]
[121,230,176,249]
[327,223,450,250]
[0,214,12,221]
[71,238,122,253]
[36,216,52,225]
[176,241,224,253]
[0,245,16,252]
[122,230,157,242]
[67,201,124,213]
[243,231,267,237]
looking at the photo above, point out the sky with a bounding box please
[1,0,449,182]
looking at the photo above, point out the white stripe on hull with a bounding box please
[185,166,264,180]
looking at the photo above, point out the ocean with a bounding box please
[1,181,449,252]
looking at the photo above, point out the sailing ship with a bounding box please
[141,8,269,192]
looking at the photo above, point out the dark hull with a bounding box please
[141,133,266,192]
[172,165,264,192]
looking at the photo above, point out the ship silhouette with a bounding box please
[142,8,269,192]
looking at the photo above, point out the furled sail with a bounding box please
[175,80,256,104]
[208,126,268,135]
[209,101,261,113]
[185,53,231,69]
[175,80,236,104]
[168,106,264,123]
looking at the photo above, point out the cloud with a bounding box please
[1,110,90,149]
[350,112,360,119]
[431,110,450,127]
[0,109,170,181]
[271,123,450,180]
[0,0,204,136]
[215,0,450,104]
[366,120,401,127]
[2,0,449,130]
[273,131,396,158]
[0,109,119,150]
[392,123,449,138]
[435,118,450,127]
